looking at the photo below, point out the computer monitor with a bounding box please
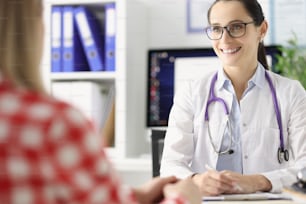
[146,46,281,127]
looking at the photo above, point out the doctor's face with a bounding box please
[208,1,264,69]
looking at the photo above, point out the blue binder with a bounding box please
[62,6,88,72]
[51,6,63,72]
[74,6,104,72]
[104,3,116,71]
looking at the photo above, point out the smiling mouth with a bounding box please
[221,47,241,54]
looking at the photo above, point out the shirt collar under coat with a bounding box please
[215,62,266,92]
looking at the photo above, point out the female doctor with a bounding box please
[160,0,306,196]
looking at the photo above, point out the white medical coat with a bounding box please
[160,65,306,192]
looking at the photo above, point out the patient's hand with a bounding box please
[163,177,201,204]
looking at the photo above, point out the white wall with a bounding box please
[143,0,306,48]
[146,0,211,48]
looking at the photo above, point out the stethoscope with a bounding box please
[204,71,289,164]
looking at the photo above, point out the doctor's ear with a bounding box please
[259,20,268,41]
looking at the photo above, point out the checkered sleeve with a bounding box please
[0,84,188,204]
[45,106,137,204]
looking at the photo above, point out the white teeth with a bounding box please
[222,48,239,54]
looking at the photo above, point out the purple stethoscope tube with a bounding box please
[204,71,289,163]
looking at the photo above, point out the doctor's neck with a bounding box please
[224,64,258,100]
[224,63,257,81]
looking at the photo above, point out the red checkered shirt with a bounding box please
[0,81,188,204]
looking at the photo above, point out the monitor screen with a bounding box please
[146,46,281,127]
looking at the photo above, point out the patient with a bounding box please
[0,0,201,203]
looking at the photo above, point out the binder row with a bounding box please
[51,4,116,72]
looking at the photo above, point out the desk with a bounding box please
[202,201,295,204]
[201,192,299,203]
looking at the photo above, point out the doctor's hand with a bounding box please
[218,171,272,194]
[191,169,237,196]
[191,170,272,196]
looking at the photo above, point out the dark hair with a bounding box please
[207,0,269,70]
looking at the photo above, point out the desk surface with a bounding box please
[201,192,299,203]
[202,201,294,204]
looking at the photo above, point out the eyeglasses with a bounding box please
[205,21,254,40]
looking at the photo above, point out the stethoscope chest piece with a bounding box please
[277,147,289,164]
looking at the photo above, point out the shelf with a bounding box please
[112,158,152,172]
[43,0,149,160]
[45,0,117,6]
[51,71,116,81]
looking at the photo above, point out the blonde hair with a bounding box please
[0,0,45,92]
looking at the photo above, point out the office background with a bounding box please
[147,0,306,48]
[131,0,306,185]
[43,0,306,187]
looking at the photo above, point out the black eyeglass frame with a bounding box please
[205,21,255,40]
